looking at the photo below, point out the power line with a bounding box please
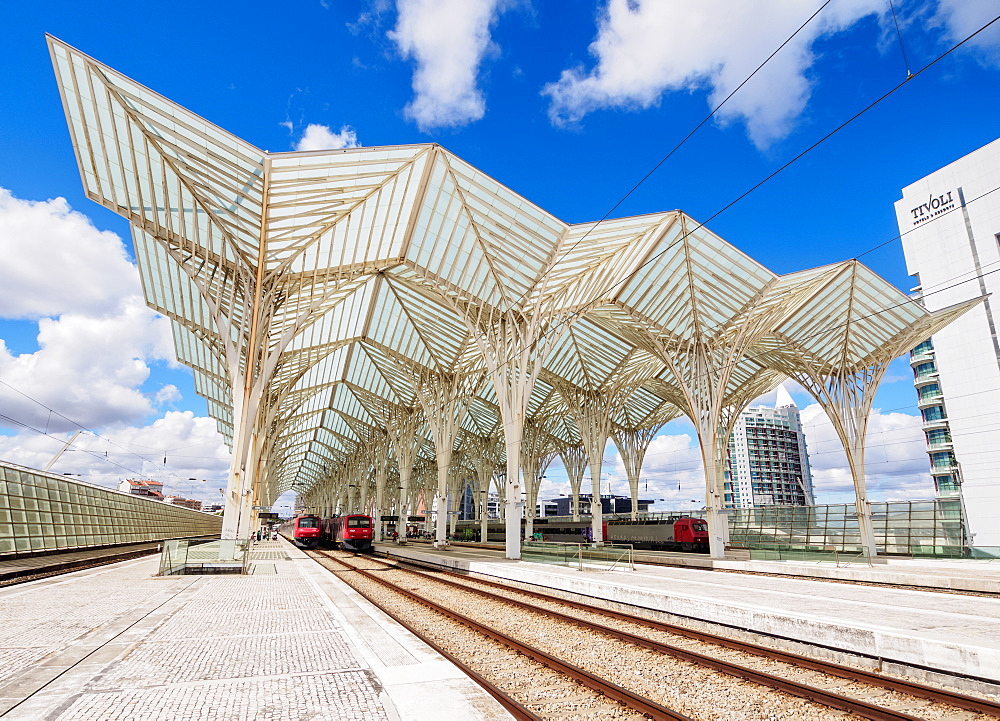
[506,0,836,312]
[476,11,1000,404]
[578,12,1000,317]
[5,14,999,504]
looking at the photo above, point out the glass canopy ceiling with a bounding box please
[48,36,980,556]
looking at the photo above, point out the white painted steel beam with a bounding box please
[49,36,980,557]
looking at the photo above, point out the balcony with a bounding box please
[917,397,944,411]
[921,417,949,432]
[909,351,934,366]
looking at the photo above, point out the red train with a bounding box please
[278,513,374,552]
[476,515,709,552]
[278,514,322,549]
[321,514,374,552]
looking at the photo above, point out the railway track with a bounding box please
[311,549,673,719]
[312,549,1000,721]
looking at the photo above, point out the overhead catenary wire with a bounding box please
[502,0,837,313]
[474,11,1000,394]
[208,12,1000,500]
[887,0,913,78]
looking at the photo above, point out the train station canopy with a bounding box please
[48,36,980,554]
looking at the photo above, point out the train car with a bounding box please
[606,516,708,552]
[459,515,709,552]
[531,520,607,543]
[322,514,374,552]
[278,514,322,549]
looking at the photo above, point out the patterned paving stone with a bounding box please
[0,548,509,721]
[0,619,98,648]
[0,647,59,684]
[90,631,359,689]
[146,608,341,641]
[55,671,388,721]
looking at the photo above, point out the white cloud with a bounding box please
[581,404,934,510]
[0,187,178,431]
[155,384,182,405]
[389,0,509,130]
[543,0,887,148]
[608,425,710,509]
[934,0,1000,65]
[799,403,934,502]
[0,188,233,503]
[0,411,231,504]
[294,124,362,151]
[0,189,142,319]
[0,296,176,431]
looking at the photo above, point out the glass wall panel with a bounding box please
[0,461,222,557]
[725,499,965,554]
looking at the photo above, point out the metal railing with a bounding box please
[521,541,634,571]
[744,542,872,567]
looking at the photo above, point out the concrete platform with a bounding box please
[414,539,1000,593]
[381,543,1000,696]
[0,539,512,720]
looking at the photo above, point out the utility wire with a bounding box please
[585,12,1000,310]
[479,12,1000,387]
[3,14,998,498]
[502,0,835,313]
[887,0,913,77]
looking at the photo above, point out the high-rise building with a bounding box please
[724,386,815,509]
[897,138,1000,547]
[907,339,960,498]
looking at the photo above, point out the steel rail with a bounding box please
[310,552,541,721]
[376,551,1000,720]
[315,551,694,721]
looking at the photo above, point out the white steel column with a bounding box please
[560,445,586,521]
[612,424,664,520]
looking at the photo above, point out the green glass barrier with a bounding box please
[159,538,250,575]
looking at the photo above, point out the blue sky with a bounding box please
[1,0,998,509]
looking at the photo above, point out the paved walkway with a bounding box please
[383,543,1000,695]
[0,540,511,720]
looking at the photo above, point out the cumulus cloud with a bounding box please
[0,189,142,318]
[0,411,231,503]
[799,403,934,502]
[0,187,178,431]
[581,404,933,511]
[294,124,362,151]
[0,295,177,432]
[155,384,182,405]
[389,0,509,130]
[543,0,888,148]
[934,0,1000,65]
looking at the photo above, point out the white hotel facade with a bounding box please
[897,138,1000,548]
